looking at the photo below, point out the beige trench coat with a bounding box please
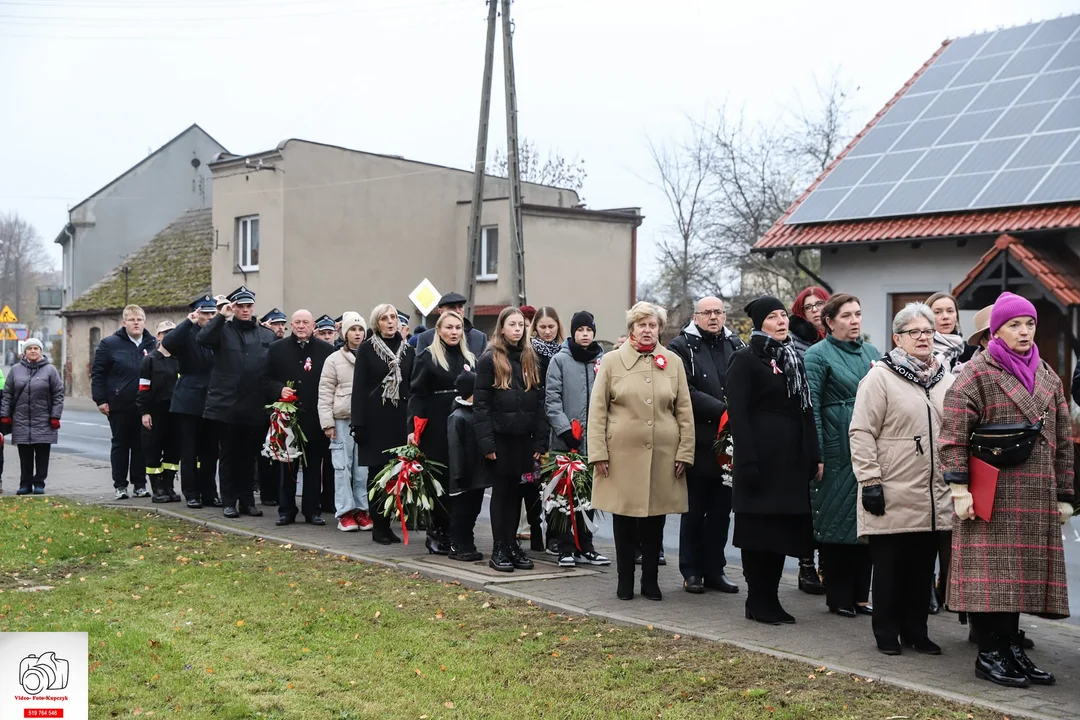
[587,341,695,517]
[849,362,955,537]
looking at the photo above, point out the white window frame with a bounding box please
[236,215,260,272]
[477,225,498,281]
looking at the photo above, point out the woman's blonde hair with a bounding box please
[489,307,540,390]
[625,301,667,332]
[368,303,398,337]
[429,311,476,371]
[529,306,564,343]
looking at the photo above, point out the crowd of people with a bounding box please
[0,279,1066,691]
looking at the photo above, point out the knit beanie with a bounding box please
[455,370,476,400]
[519,305,537,322]
[989,292,1037,335]
[744,296,786,331]
[340,311,366,335]
[570,310,596,336]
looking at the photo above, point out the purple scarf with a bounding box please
[988,337,1040,394]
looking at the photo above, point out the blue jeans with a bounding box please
[330,418,368,518]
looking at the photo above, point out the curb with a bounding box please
[142,505,1057,720]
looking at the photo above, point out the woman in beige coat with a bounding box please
[850,302,954,657]
[588,302,694,602]
[318,312,371,532]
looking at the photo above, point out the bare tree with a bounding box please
[0,212,53,323]
[491,138,587,192]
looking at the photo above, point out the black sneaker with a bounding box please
[558,552,576,568]
[32,486,45,495]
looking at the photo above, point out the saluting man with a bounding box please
[198,286,276,518]
[264,310,336,526]
[261,308,288,340]
[162,294,222,508]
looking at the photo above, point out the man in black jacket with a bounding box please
[198,286,276,518]
[263,309,336,526]
[162,294,221,509]
[92,304,158,500]
[256,307,287,504]
[410,292,487,356]
[668,296,745,595]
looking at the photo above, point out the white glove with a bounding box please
[950,483,975,521]
[1059,501,1074,526]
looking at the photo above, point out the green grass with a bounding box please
[0,498,999,719]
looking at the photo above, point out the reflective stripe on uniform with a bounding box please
[145,466,163,475]
[161,463,180,472]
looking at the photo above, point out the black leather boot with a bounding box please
[1009,634,1055,685]
[489,542,514,572]
[975,633,1030,688]
[163,471,182,502]
[509,542,534,570]
[640,573,662,601]
[617,574,635,600]
[797,558,825,595]
[928,584,941,615]
[150,480,170,504]
[425,533,450,555]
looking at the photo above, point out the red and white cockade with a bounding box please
[654,354,667,369]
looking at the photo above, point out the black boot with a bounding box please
[928,583,941,615]
[797,558,825,595]
[425,533,450,555]
[489,541,514,572]
[617,574,634,600]
[1008,634,1055,685]
[970,625,1035,650]
[530,524,545,553]
[640,573,662,601]
[509,542,534,570]
[449,544,483,562]
[150,479,170,504]
[975,633,1030,688]
[163,471,182,502]
[371,513,400,545]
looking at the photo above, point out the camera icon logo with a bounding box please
[19,652,70,696]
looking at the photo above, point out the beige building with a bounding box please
[209,140,641,339]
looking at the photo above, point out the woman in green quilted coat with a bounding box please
[804,293,879,618]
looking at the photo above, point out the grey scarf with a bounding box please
[886,347,942,388]
[750,330,812,411]
[371,334,406,406]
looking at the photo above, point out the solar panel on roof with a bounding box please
[786,14,1080,225]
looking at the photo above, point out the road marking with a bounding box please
[69,421,109,428]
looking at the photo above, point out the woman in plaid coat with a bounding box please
[939,293,1075,689]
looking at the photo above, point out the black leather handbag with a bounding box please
[969,409,1047,469]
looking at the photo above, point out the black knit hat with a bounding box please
[455,370,476,400]
[570,310,596,336]
[744,295,786,331]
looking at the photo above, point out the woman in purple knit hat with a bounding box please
[938,292,1075,689]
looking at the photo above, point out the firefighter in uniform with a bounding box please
[138,320,182,503]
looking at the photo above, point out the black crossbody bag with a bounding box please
[969,407,1047,469]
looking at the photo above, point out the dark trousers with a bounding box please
[869,531,937,642]
[108,408,145,489]
[679,472,732,580]
[217,422,262,508]
[279,434,328,520]
[178,414,219,502]
[320,451,335,514]
[449,489,484,549]
[521,481,542,533]
[367,464,393,534]
[557,514,597,555]
[141,403,180,486]
[613,514,666,580]
[490,470,525,545]
[934,530,952,599]
[741,548,786,613]
[820,542,872,608]
[968,612,1021,651]
[18,443,50,490]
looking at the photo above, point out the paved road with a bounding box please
[48,407,1080,624]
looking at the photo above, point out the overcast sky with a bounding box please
[3,0,1078,282]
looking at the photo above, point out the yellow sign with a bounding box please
[0,328,17,341]
[0,305,16,323]
[408,279,442,317]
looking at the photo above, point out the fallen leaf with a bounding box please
[551,652,560,657]
[205,668,213,674]
[647,624,654,631]
[374,611,381,619]
[236,620,245,627]
[415,668,422,676]
[443,701,454,709]
[815,666,827,672]
[287,682,294,689]
[673,634,681,640]
[302,648,310,653]
[133,709,142,716]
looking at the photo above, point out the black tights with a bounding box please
[490,473,523,545]
[969,612,1021,651]
[741,549,787,613]
[612,514,665,580]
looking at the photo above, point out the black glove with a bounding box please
[350,425,367,445]
[558,430,577,449]
[862,484,886,516]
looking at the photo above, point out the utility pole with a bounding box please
[500,0,526,307]
[464,0,499,322]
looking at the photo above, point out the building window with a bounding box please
[236,215,260,271]
[478,226,498,281]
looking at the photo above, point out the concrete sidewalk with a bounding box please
[24,452,1080,720]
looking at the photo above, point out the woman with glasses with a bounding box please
[849,303,954,656]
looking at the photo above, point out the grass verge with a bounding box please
[1,497,999,719]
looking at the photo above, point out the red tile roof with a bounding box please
[952,234,1080,307]
[753,40,1080,252]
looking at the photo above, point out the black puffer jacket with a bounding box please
[161,318,215,417]
[136,350,179,413]
[668,322,745,478]
[408,343,471,467]
[473,344,549,456]
[197,313,276,426]
[91,328,158,412]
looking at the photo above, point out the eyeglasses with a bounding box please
[803,302,824,313]
[900,328,935,339]
[695,309,726,317]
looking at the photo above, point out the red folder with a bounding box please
[969,457,999,522]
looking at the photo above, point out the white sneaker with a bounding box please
[114,488,130,500]
[575,550,611,566]
[133,487,151,498]
[558,553,576,568]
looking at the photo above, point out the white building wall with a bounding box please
[817,238,995,349]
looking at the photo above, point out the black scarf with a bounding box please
[531,335,561,361]
[569,341,603,363]
[750,331,812,411]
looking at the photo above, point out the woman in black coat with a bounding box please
[726,296,820,625]
[352,303,415,545]
[408,311,476,555]
[475,307,550,572]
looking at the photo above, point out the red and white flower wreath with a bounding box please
[654,354,667,369]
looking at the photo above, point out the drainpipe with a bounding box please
[61,224,74,392]
[792,249,832,293]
